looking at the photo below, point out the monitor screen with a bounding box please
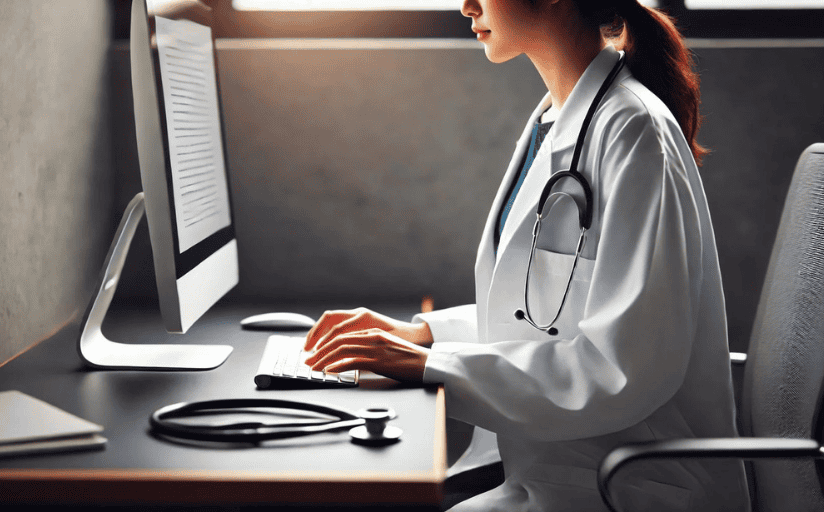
[155,15,233,257]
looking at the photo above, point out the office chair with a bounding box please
[597,143,824,512]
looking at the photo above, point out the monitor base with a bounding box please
[77,192,233,370]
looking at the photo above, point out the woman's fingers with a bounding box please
[304,329,378,366]
[304,329,429,382]
[322,357,378,375]
[305,308,368,351]
[306,308,394,352]
[304,307,434,353]
[314,311,386,351]
[306,344,366,370]
[305,310,343,350]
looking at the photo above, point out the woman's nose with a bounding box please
[461,0,480,18]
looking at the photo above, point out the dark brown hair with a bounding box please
[545,0,708,165]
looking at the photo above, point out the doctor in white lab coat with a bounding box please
[305,0,750,510]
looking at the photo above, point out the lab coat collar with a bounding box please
[549,45,623,153]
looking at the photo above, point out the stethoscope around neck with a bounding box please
[514,53,625,336]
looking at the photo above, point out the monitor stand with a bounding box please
[77,192,233,370]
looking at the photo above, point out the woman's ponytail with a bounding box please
[619,2,707,165]
[575,0,708,165]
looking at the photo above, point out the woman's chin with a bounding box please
[484,46,519,64]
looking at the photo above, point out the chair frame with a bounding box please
[597,432,824,512]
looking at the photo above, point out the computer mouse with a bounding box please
[240,312,316,331]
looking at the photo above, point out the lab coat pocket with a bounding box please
[525,249,595,337]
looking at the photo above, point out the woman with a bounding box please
[304,0,750,510]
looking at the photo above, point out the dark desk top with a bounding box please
[0,301,445,507]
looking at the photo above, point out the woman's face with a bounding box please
[461,0,542,63]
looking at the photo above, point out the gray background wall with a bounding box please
[0,1,114,364]
[694,43,824,353]
[1,2,822,364]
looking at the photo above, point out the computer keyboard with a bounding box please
[255,335,359,388]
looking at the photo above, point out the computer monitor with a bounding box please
[77,0,237,370]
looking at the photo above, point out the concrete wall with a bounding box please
[0,1,114,364]
[108,40,824,354]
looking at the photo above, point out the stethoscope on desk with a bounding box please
[150,398,402,446]
[515,53,626,336]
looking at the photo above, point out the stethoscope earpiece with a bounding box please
[516,309,558,336]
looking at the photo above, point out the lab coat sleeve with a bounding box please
[423,111,704,441]
[412,304,479,346]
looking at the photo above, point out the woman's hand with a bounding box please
[303,307,434,382]
[304,328,430,382]
[304,307,433,351]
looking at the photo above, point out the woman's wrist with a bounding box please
[412,321,434,348]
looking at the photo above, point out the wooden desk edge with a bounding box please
[0,386,447,505]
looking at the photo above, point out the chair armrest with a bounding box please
[598,437,822,512]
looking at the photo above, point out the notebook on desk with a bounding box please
[0,391,106,458]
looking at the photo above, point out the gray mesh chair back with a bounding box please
[741,143,824,511]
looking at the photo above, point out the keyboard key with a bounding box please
[311,370,325,381]
[272,349,285,376]
[339,371,356,383]
[282,349,300,377]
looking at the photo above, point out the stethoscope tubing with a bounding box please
[150,398,365,443]
[568,54,627,190]
[520,223,587,333]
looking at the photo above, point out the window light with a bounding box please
[233,0,463,10]
[685,0,823,8]
[233,1,660,11]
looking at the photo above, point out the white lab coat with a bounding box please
[414,47,750,511]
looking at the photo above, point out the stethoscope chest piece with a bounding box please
[349,407,402,446]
